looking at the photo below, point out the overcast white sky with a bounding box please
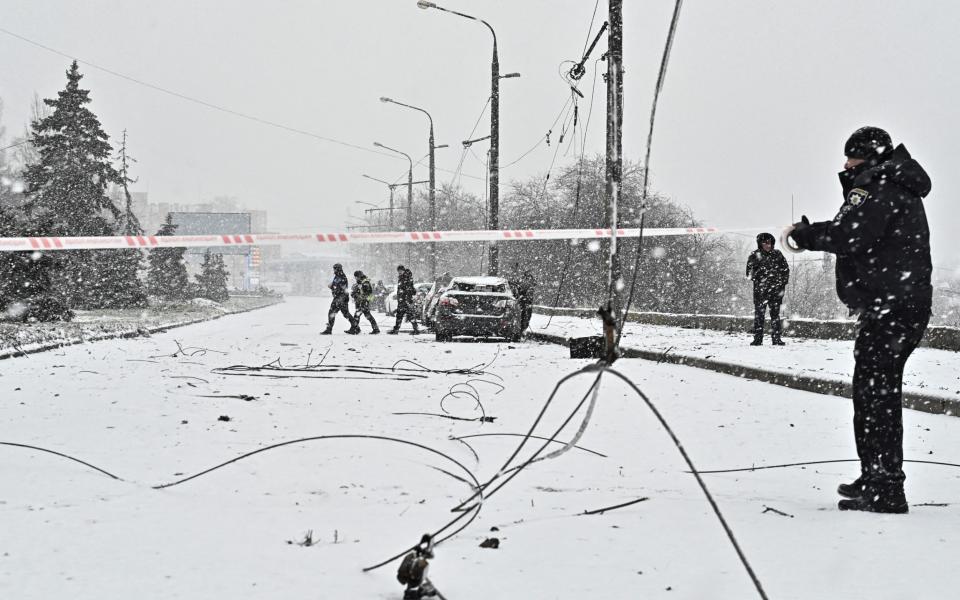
[1,1,958,266]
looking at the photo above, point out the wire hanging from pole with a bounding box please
[616,0,685,347]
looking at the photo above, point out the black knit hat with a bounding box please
[844,126,892,159]
[756,232,775,248]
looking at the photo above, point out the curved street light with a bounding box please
[373,142,415,262]
[380,96,440,277]
[416,1,517,275]
[362,174,396,229]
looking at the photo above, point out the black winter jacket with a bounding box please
[792,144,932,311]
[397,269,416,304]
[352,276,373,305]
[746,247,789,297]
[329,270,349,297]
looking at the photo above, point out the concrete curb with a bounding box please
[533,305,960,352]
[528,331,960,418]
[0,297,284,361]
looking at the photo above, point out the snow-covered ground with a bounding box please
[0,296,281,359]
[531,312,960,402]
[2,296,960,599]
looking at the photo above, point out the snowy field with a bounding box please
[3,296,960,600]
[531,313,960,402]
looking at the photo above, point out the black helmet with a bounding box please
[844,126,892,160]
[333,263,343,271]
[354,270,362,278]
[756,232,775,248]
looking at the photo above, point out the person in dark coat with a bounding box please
[321,263,357,335]
[350,270,379,334]
[746,232,790,345]
[514,270,536,333]
[388,265,420,335]
[373,279,388,312]
[788,126,932,513]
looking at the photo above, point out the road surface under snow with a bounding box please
[2,296,959,600]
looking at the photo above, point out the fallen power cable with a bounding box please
[211,356,502,382]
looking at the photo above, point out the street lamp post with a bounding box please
[373,142,414,263]
[380,96,439,278]
[417,1,519,275]
[362,174,397,229]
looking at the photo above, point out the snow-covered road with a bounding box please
[2,296,959,599]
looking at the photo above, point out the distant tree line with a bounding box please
[356,155,960,324]
[0,62,228,321]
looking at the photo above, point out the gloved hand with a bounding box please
[781,215,812,253]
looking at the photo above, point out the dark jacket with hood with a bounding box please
[791,144,932,311]
[397,269,416,304]
[351,272,374,306]
[329,266,349,298]
[746,233,790,297]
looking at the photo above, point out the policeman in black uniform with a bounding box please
[321,263,357,335]
[746,232,790,345]
[788,126,932,513]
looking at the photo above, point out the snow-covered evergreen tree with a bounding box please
[195,250,229,303]
[0,205,72,321]
[147,214,190,302]
[23,61,125,309]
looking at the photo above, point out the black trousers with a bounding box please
[353,300,378,331]
[852,304,929,486]
[519,302,533,332]
[393,300,418,331]
[326,294,355,329]
[752,292,783,340]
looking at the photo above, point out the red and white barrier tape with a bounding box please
[0,226,747,252]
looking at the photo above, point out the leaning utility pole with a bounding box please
[605,0,624,319]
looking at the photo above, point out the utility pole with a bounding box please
[605,0,624,319]
[489,39,500,276]
[389,185,395,229]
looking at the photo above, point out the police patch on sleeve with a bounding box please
[847,188,869,207]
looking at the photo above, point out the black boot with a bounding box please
[838,483,908,514]
[772,338,785,346]
[370,327,380,334]
[321,327,333,335]
[750,336,762,346]
[387,328,399,335]
[837,477,865,499]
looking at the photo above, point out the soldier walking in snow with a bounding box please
[746,232,790,345]
[350,270,379,334]
[787,126,932,513]
[321,263,358,335]
[388,265,420,335]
